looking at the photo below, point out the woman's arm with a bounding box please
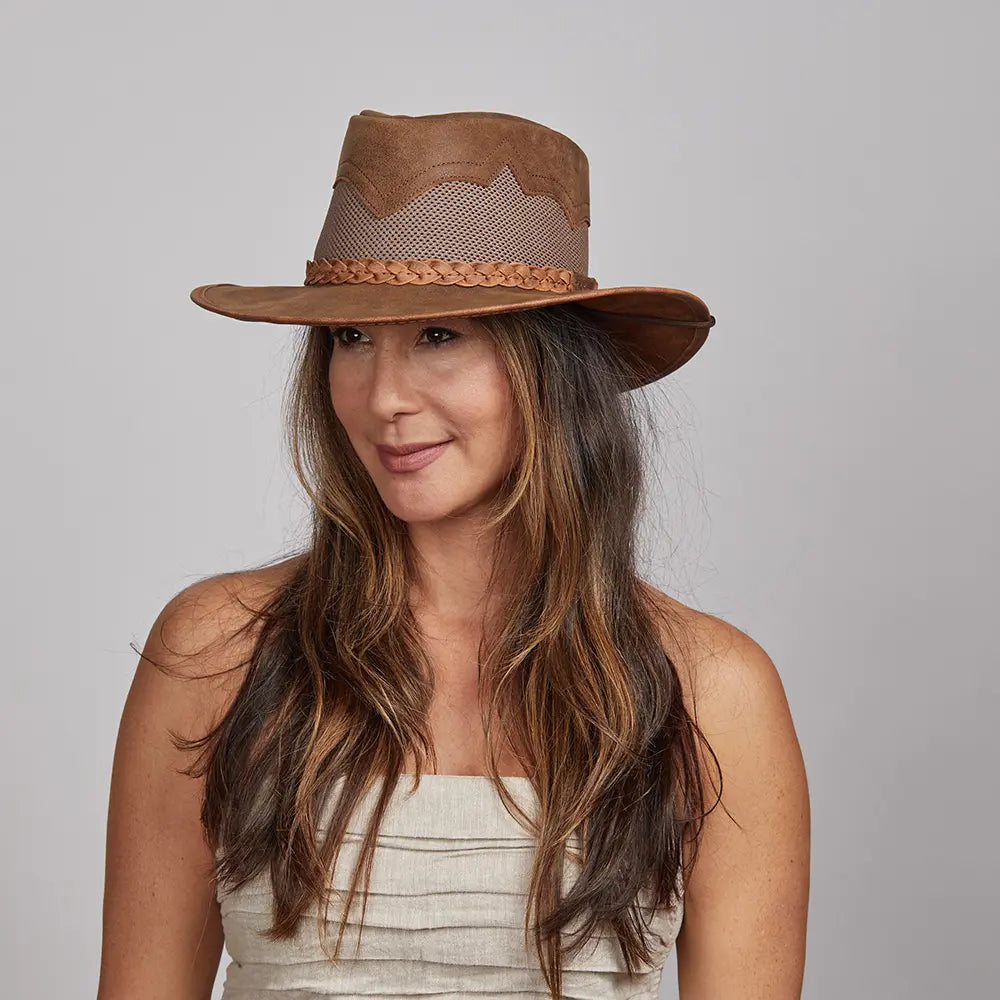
[674,615,811,999]
[97,575,253,1000]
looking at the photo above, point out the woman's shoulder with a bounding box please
[144,553,307,711]
[636,580,787,718]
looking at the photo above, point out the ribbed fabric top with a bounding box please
[216,773,685,1000]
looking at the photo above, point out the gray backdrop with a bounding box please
[3,1,996,997]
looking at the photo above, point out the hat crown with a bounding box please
[308,109,595,293]
[332,109,590,225]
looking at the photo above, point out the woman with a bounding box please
[98,110,810,1000]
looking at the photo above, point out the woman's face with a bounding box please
[328,316,520,523]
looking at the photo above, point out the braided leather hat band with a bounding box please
[304,257,598,294]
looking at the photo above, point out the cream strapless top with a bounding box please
[216,773,684,999]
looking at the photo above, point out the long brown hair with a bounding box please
[144,302,722,1000]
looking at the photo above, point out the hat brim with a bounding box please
[189,281,716,386]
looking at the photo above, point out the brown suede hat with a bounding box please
[190,109,716,390]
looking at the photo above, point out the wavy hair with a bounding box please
[145,302,722,1000]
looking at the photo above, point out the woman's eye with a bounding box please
[331,326,365,348]
[331,326,459,349]
[422,326,459,348]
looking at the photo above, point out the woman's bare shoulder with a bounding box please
[148,552,307,694]
[636,580,783,712]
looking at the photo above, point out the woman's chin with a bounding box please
[376,488,459,523]
[379,485,490,524]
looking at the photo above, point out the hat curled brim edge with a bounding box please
[189,281,717,385]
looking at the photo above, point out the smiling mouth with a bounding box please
[376,440,452,473]
[376,439,452,457]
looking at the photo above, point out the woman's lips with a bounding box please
[376,440,452,473]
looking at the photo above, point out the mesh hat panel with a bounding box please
[313,165,589,274]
